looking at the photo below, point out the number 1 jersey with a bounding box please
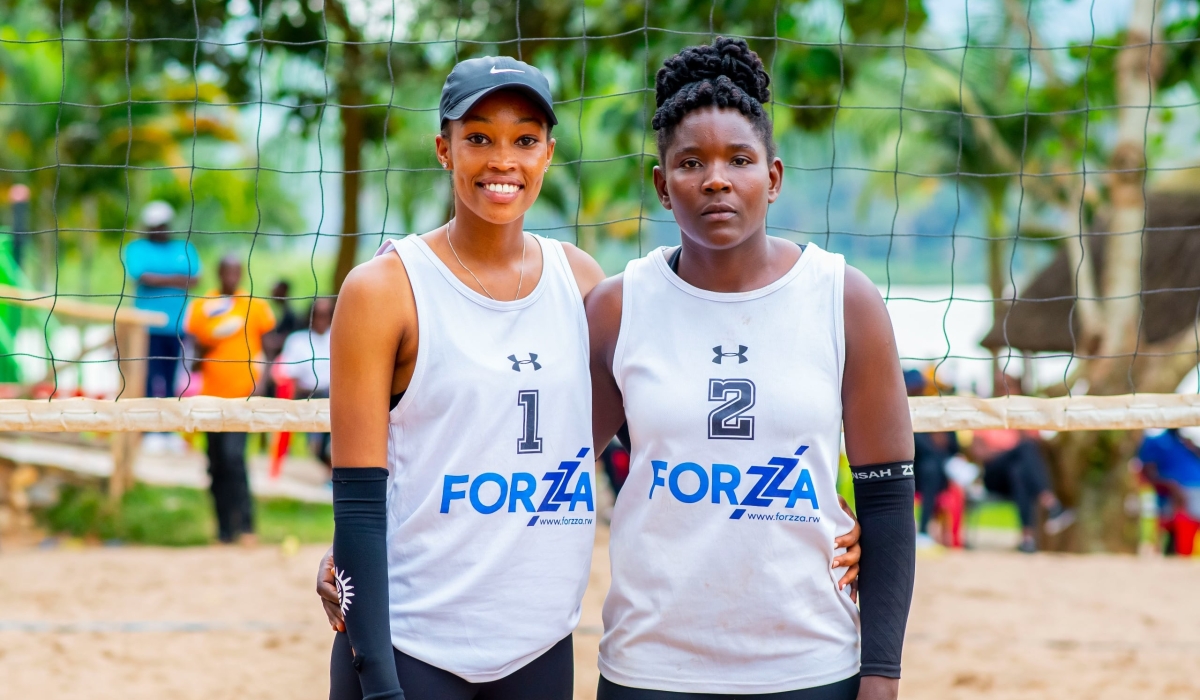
[601,243,860,694]
[377,234,594,683]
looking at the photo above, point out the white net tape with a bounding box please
[2,394,1199,433]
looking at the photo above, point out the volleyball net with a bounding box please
[1,0,1199,434]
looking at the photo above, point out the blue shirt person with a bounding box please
[1139,428,1200,521]
[123,201,201,398]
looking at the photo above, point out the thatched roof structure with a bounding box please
[982,192,1200,352]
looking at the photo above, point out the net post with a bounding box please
[109,322,148,502]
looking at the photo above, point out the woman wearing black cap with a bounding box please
[323,55,606,700]
[318,53,864,700]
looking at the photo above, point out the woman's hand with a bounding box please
[857,676,899,700]
[833,495,862,603]
[315,546,345,632]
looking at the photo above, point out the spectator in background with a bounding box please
[1138,427,1200,556]
[262,279,300,367]
[972,375,1073,553]
[276,296,334,467]
[8,184,31,266]
[277,296,333,399]
[257,280,300,452]
[185,256,275,544]
[906,369,959,548]
[123,201,200,399]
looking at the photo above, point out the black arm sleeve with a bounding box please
[332,468,404,700]
[850,460,916,679]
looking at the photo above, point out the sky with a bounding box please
[924,0,1129,44]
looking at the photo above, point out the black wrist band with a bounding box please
[850,460,914,483]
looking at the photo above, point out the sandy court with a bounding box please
[1,528,1198,700]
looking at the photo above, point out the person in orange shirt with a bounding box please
[186,255,275,544]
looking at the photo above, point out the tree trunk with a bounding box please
[1046,0,1165,552]
[1048,429,1141,553]
[1063,180,1101,357]
[987,189,1006,393]
[1085,0,1164,393]
[330,5,364,293]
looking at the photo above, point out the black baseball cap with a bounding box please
[439,55,558,127]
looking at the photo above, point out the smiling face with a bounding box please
[436,90,555,226]
[654,106,782,252]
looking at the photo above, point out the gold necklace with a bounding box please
[446,219,527,301]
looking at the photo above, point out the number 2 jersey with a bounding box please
[600,243,860,694]
[377,234,594,682]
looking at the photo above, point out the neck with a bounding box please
[676,229,786,293]
[447,195,526,263]
[220,286,237,296]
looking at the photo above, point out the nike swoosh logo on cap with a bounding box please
[490,66,524,74]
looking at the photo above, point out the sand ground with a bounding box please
[1,528,1198,700]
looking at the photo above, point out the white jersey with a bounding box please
[278,328,330,393]
[600,243,860,694]
[378,234,595,683]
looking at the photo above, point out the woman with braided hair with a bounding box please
[587,38,915,700]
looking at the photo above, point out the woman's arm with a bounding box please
[841,266,915,700]
[327,254,415,700]
[585,275,627,452]
[330,254,414,465]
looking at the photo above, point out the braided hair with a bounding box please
[652,37,775,159]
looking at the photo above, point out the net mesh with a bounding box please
[0,0,1198,429]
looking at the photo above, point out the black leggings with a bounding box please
[205,431,253,542]
[329,633,573,700]
[597,674,860,700]
[983,438,1051,528]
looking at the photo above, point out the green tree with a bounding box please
[4,0,303,294]
[369,0,929,264]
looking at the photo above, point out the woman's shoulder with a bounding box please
[842,263,882,312]
[556,239,607,299]
[334,254,415,350]
[339,249,414,316]
[584,272,624,331]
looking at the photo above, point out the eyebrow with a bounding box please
[461,115,545,129]
[674,143,758,154]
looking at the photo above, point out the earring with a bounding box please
[442,161,449,170]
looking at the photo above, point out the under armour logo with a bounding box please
[712,345,748,364]
[508,353,542,371]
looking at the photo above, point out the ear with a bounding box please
[545,136,556,168]
[766,156,784,204]
[435,131,452,170]
[653,164,671,210]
